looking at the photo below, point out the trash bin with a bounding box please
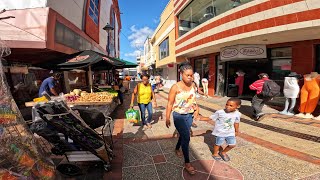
[227,84,239,97]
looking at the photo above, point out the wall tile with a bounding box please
[282,1,308,15]
[306,0,320,10]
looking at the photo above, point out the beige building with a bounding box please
[151,0,177,88]
[0,0,121,63]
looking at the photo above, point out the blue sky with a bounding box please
[118,0,169,63]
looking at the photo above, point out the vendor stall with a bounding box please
[33,50,125,116]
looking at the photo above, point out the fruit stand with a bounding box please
[26,88,119,118]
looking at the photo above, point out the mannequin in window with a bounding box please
[295,72,320,119]
[199,6,216,23]
[279,72,302,116]
[231,0,241,8]
[235,70,245,96]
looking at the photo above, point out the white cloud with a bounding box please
[128,25,154,48]
[124,50,141,57]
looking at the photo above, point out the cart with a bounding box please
[32,100,115,177]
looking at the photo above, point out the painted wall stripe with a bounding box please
[176,0,304,46]
[176,8,320,54]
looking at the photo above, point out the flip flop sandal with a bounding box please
[212,155,222,161]
[218,152,230,162]
[185,166,196,175]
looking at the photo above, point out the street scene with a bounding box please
[1,0,320,179]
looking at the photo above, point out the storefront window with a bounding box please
[194,58,209,84]
[55,21,92,51]
[89,0,99,25]
[271,47,292,81]
[159,38,169,60]
[178,0,253,37]
[109,8,116,57]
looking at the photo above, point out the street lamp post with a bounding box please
[102,23,115,86]
[103,23,114,56]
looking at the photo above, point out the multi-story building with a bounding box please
[174,0,320,97]
[152,0,178,88]
[0,0,121,64]
[0,0,122,106]
[143,37,155,69]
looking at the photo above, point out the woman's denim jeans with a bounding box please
[173,111,193,163]
[138,102,153,125]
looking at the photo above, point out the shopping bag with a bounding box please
[125,109,140,123]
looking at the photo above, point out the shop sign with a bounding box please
[67,55,90,63]
[102,57,114,63]
[220,45,267,61]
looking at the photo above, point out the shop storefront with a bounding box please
[215,45,293,98]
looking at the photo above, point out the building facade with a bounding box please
[0,0,121,64]
[152,0,178,88]
[174,0,320,97]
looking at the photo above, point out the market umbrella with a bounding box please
[55,50,124,70]
[35,50,125,92]
[114,58,137,68]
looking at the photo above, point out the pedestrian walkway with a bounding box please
[105,84,320,180]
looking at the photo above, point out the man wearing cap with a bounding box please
[38,72,61,97]
[249,73,270,120]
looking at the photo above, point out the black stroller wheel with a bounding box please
[57,163,82,176]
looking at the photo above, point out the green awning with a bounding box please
[35,50,125,71]
[115,58,137,68]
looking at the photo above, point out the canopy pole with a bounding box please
[88,65,93,93]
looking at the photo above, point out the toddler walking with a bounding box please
[201,98,241,161]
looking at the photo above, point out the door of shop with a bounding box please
[215,55,226,96]
[225,59,271,98]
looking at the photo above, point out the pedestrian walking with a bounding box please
[130,74,157,130]
[249,73,280,120]
[200,98,241,161]
[201,78,209,98]
[166,62,197,175]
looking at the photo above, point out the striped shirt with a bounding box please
[249,78,269,94]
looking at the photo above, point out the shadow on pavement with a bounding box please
[238,105,254,119]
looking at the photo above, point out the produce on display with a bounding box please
[64,89,116,103]
[97,88,118,97]
[33,96,49,103]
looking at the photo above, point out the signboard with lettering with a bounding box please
[67,55,90,63]
[102,57,114,63]
[220,45,267,61]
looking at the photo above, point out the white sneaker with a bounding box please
[295,113,305,118]
[304,113,314,119]
[312,115,320,120]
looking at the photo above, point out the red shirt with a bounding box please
[249,77,269,94]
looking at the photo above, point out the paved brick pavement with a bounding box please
[102,83,320,180]
[55,82,320,179]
